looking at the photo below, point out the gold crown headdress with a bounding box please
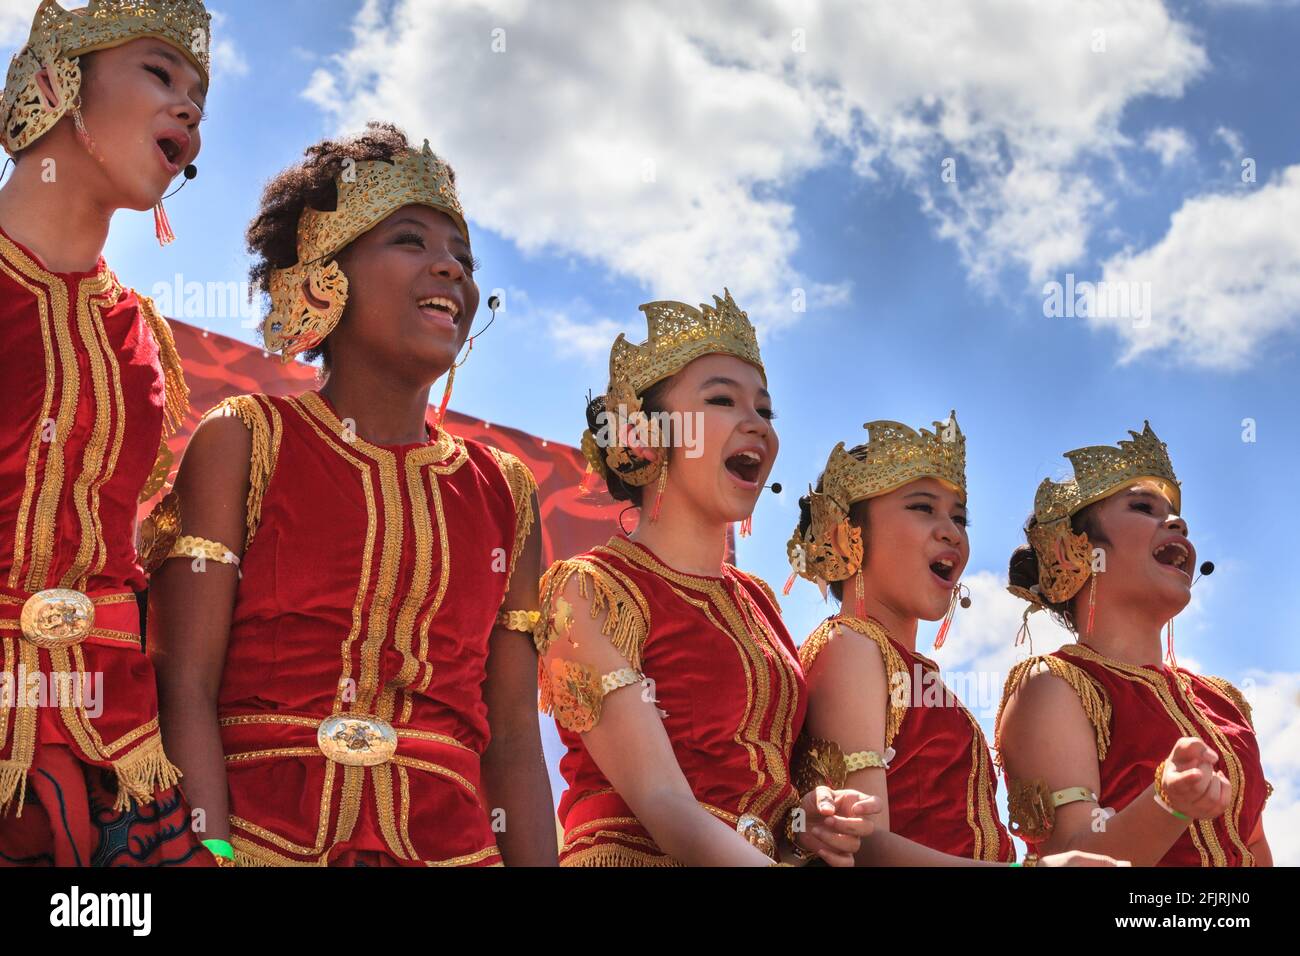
[1010,421,1180,609]
[263,139,468,362]
[786,412,966,588]
[580,289,765,488]
[1,0,212,156]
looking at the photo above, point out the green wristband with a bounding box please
[1009,862,1023,867]
[202,838,235,861]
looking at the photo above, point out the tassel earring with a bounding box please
[935,583,970,650]
[1014,606,1034,652]
[434,338,474,428]
[1164,618,1178,670]
[153,201,176,246]
[649,457,667,523]
[1078,571,1099,638]
[854,570,866,619]
[739,515,753,538]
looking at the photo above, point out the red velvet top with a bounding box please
[800,615,1015,862]
[1042,643,1267,866]
[0,227,188,813]
[212,390,536,867]
[539,535,806,866]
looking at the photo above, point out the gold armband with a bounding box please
[168,536,241,567]
[538,657,644,733]
[792,734,892,794]
[1007,778,1098,842]
[496,609,542,635]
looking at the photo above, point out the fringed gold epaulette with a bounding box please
[200,395,282,549]
[486,447,539,591]
[136,294,191,438]
[536,557,651,668]
[1199,675,1254,728]
[995,656,1112,766]
[799,614,907,750]
[110,737,184,813]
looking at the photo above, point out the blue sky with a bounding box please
[4,0,1296,859]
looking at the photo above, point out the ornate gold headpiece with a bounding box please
[1010,421,1180,609]
[263,139,468,361]
[580,289,765,487]
[2,0,212,155]
[787,412,966,587]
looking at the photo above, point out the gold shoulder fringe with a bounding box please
[0,762,28,817]
[536,556,651,668]
[1199,675,1254,728]
[486,447,539,592]
[201,394,282,549]
[110,737,184,813]
[136,294,191,438]
[800,614,908,750]
[996,655,1112,767]
[561,843,681,867]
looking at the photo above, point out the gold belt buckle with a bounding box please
[316,714,397,767]
[736,813,777,860]
[20,589,96,648]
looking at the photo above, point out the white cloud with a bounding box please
[209,9,249,78]
[1091,165,1300,369]
[1238,670,1300,865]
[0,0,34,45]
[304,0,1207,339]
[547,308,625,363]
[1143,126,1193,166]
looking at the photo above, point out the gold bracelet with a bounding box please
[784,807,816,863]
[1153,759,1190,820]
[496,609,541,634]
[168,535,240,566]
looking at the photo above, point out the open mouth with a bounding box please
[418,296,460,324]
[155,132,187,170]
[724,449,763,486]
[929,556,956,583]
[1152,540,1191,578]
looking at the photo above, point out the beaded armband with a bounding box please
[538,657,644,733]
[169,536,241,567]
[792,734,893,794]
[496,609,542,635]
[1007,778,1098,842]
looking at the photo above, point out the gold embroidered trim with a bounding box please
[168,535,240,566]
[486,447,538,591]
[108,735,184,813]
[200,395,282,549]
[136,295,191,438]
[1199,675,1254,728]
[536,555,650,665]
[996,654,1113,765]
[800,615,908,750]
[496,609,541,634]
[561,841,681,867]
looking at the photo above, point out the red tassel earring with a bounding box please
[1164,618,1178,670]
[934,584,970,650]
[739,515,753,538]
[153,201,176,247]
[854,571,866,619]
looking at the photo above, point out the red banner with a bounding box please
[140,321,626,566]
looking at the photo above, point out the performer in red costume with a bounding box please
[787,416,1115,866]
[997,422,1271,866]
[0,0,213,867]
[146,124,556,866]
[536,290,876,866]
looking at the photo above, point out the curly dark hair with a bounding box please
[794,444,873,604]
[1007,502,1110,632]
[246,122,440,371]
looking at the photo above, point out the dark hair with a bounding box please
[586,377,674,508]
[1007,500,1110,631]
[246,122,424,372]
[794,443,873,603]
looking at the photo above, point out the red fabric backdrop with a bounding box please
[137,321,627,567]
